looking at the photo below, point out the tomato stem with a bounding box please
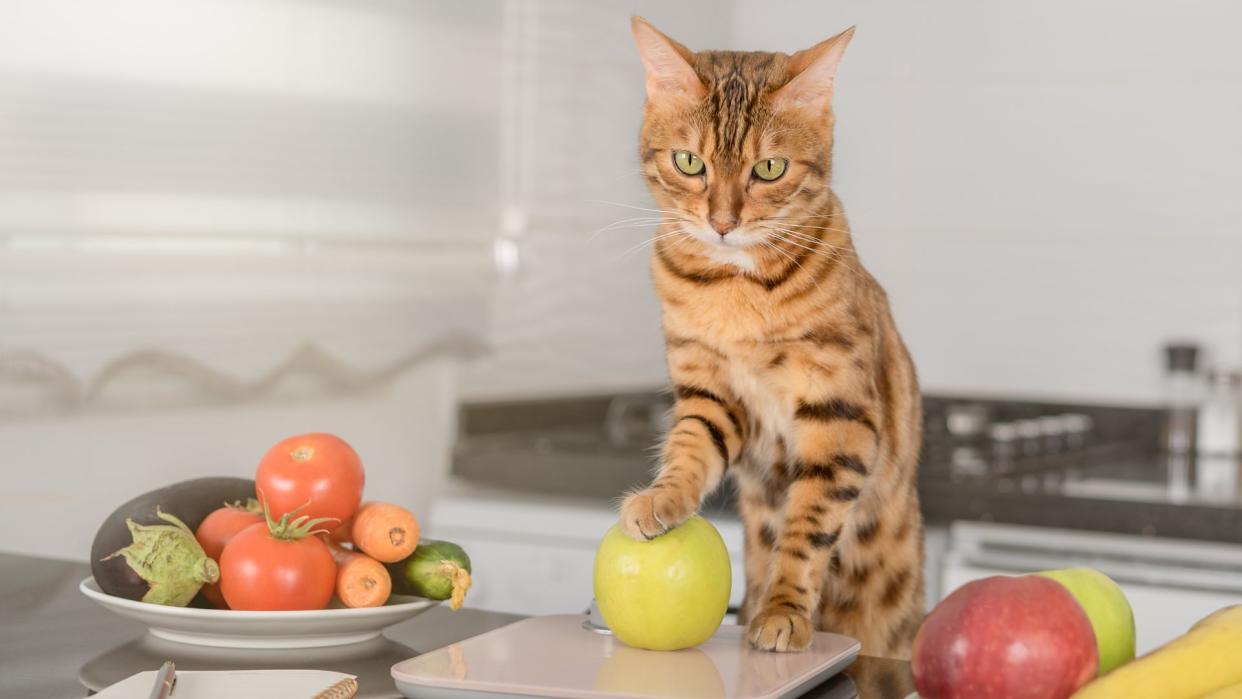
[222,497,263,514]
[257,492,339,541]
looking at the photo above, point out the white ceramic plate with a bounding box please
[80,577,438,649]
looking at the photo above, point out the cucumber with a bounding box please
[387,540,473,610]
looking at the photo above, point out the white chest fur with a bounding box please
[727,357,793,467]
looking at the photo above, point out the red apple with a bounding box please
[912,575,1098,699]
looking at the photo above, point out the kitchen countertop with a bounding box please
[918,450,1242,543]
[0,552,915,698]
[454,393,1242,543]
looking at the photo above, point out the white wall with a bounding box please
[731,0,1242,404]
[0,0,502,245]
[463,1,1242,405]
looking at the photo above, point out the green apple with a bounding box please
[1036,568,1136,674]
[593,515,731,651]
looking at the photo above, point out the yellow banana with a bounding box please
[1202,683,1242,699]
[1072,605,1242,698]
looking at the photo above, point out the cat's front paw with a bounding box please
[747,609,814,652]
[618,487,694,540]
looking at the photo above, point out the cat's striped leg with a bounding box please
[619,338,746,540]
[735,473,779,625]
[748,396,878,651]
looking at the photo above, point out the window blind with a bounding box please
[0,0,502,399]
[464,0,732,399]
[0,0,503,250]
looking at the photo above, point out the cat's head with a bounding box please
[632,17,853,271]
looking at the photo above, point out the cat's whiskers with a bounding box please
[600,215,668,225]
[612,228,692,262]
[590,217,672,236]
[759,239,800,267]
[763,229,831,257]
[767,221,852,234]
[762,216,856,246]
[664,234,702,264]
[760,226,854,254]
[665,227,699,250]
[767,212,846,221]
[600,167,647,185]
[594,216,666,229]
[590,214,699,242]
[755,225,834,247]
[760,227,860,277]
[760,217,849,228]
[590,200,695,218]
[759,238,835,297]
[778,235,853,257]
[777,243,858,279]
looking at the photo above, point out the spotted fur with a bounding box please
[619,17,924,659]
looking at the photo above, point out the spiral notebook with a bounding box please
[92,669,357,698]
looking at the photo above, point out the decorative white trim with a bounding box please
[0,244,495,403]
[0,335,487,419]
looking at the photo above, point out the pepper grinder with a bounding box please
[1162,342,1201,502]
[1163,343,1201,456]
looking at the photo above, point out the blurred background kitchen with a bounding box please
[3,0,1240,656]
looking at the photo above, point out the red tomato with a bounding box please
[255,433,364,531]
[219,521,337,611]
[195,504,264,608]
[328,513,355,546]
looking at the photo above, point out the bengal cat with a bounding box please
[617,18,925,659]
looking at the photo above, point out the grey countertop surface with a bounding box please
[0,553,914,699]
[916,451,1242,543]
[453,393,1242,543]
[0,553,523,698]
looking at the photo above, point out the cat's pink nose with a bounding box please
[710,217,739,236]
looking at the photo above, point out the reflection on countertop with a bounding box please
[453,392,1242,542]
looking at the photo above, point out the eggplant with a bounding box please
[387,540,473,610]
[90,477,255,605]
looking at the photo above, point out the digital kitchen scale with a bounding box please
[391,614,861,699]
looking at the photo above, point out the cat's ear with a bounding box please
[772,26,856,113]
[631,16,706,102]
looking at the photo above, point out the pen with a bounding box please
[147,660,176,699]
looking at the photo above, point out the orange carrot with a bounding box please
[328,543,392,609]
[350,502,420,563]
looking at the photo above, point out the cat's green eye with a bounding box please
[673,150,705,176]
[752,158,788,182]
